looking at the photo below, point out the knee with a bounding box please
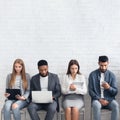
[27,103,37,111]
[72,107,79,112]
[4,102,12,111]
[4,104,11,111]
[111,101,119,111]
[65,107,72,112]
[48,105,56,113]
[92,100,101,110]
[12,103,19,110]
[27,104,33,111]
[71,107,79,115]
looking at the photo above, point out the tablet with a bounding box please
[6,89,21,100]
[73,81,84,88]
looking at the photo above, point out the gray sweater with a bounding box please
[6,73,30,100]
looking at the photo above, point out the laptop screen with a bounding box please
[32,91,53,103]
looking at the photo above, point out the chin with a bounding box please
[101,70,107,73]
[41,74,48,77]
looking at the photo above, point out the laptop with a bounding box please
[32,91,53,103]
[6,89,21,100]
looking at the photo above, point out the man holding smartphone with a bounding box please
[88,55,119,120]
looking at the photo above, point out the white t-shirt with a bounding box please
[40,76,48,91]
[100,73,105,98]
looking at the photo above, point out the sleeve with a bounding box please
[6,74,9,89]
[88,73,100,100]
[5,74,11,90]
[61,75,75,94]
[106,73,118,96]
[22,73,31,99]
[28,76,35,101]
[52,74,61,99]
[75,75,87,95]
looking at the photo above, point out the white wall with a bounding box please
[0,0,120,112]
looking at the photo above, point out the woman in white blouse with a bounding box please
[61,59,87,120]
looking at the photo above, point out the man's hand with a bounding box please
[99,99,109,106]
[102,82,110,89]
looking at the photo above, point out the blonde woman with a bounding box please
[61,59,87,120]
[3,59,30,120]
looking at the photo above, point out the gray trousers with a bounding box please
[27,101,57,120]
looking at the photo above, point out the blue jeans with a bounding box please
[92,100,119,120]
[3,100,28,120]
[27,100,57,120]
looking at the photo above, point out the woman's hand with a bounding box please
[15,95,26,100]
[69,84,76,91]
[4,93,10,98]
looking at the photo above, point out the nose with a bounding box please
[42,70,46,74]
[102,66,106,69]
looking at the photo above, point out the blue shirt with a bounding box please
[88,69,118,102]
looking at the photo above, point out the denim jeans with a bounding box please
[3,100,28,120]
[27,100,57,120]
[92,100,119,120]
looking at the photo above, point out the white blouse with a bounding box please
[61,74,87,95]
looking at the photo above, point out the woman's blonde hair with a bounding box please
[9,59,28,90]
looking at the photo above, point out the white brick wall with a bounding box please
[0,0,120,118]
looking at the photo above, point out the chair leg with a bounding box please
[90,108,93,120]
[1,108,4,120]
[1,110,2,120]
[83,110,85,120]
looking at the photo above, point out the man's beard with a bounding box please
[100,69,107,73]
[39,72,48,77]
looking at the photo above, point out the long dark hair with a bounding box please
[66,59,80,75]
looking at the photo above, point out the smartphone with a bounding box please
[102,81,107,84]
